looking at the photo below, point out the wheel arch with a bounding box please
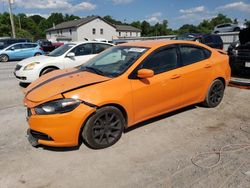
[77,102,128,146]
[215,77,226,88]
[39,66,60,76]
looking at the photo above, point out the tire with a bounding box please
[40,67,57,76]
[34,52,42,56]
[0,54,9,62]
[202,79,225,108]
[82,106,125,149]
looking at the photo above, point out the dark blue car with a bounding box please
[0,42,44,62]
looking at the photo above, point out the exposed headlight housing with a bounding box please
[24,62,40,70]
[35,98,81,115]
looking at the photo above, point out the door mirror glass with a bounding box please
[137,69,154,79]
[66,52,75,58]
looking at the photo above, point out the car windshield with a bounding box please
[80,46,148,77]
[48,43,75,57]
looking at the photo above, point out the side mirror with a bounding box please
[10,47,15,51]
[137,69,154,79]
[66,52,75,58]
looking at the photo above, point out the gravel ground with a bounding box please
[0,61,249,188]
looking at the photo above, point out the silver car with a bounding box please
[213,23,245,33]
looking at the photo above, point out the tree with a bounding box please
[141,21,151,36]
[178,24,199,34]
[103,15,123,25]
[244,19,250,28]
[210,13,232,28]
[29,15,46,25]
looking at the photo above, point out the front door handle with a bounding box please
[170,74,181,79]
[204,64,212,68]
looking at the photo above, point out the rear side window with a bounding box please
[139,47,178,75]
[203,36,213,43]
[94,43,111,54]
[23,44,37,48]
[179,45,211,66]
[71,43,93,56]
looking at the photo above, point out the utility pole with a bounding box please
[8,0,16,38]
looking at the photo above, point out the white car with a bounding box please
[14,41,113,83]
[213,23,246,33]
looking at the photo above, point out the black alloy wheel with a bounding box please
[82,106,125,149]
[203,79,225,108]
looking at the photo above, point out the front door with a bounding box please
[64,43,95,68]
[130,46,182,123]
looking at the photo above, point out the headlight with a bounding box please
[24,62,40,70]
[35,98,81,115]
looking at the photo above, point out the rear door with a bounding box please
[21,43,37,58]
[64,43,94,68]
[177,44,213,106]
[130,45,183,122]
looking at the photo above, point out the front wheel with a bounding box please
[40,67,57,76]
[34,52,42,56]
[82,106,125,149]
[0,54,9,62]
[202,79,225,108]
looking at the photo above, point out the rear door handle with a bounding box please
[204,64,212,68]
[170,74,181,79]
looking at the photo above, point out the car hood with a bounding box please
[24,68,111,103]
[17,55,58,67]
[239,27,250,45]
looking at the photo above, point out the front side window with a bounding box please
[80,46,148,77]
[139,47,178,75]
[7,44,22,50]
[179,45,210,66]
[70,43,93,56]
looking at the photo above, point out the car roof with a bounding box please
[10,42,37,45]
[70,41,114,45]
[118,40,210,49]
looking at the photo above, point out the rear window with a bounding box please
[179,45,211,66]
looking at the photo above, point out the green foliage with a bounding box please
[0,12,246,40]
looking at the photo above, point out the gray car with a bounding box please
[213,23,245,33]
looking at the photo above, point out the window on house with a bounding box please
[119,32,121,36]
[92,28,96,35]
[100,28,103,35]
[130,32,132,36]
[60,30,62,35]
[69,29,72,35]
[57,30,59,34]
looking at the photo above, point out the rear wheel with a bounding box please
[34,52,42,56]
[82,106,125,149]
[202,79,225,108]
[0,54,9,62]
[40,67,57,76]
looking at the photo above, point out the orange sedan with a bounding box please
[24,40,231,149]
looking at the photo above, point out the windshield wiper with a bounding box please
[82,66,105,76]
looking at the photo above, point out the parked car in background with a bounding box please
[23,40,230,149]
[14,41,113,83]
[213,23,246,33]
[0,38,31,50]
[0,43,44,62]
[228,27,250,78]
[37,40,56,53]
[37,40,64,53]
[175,33,224,49]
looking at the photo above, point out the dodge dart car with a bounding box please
[24,40,231,149]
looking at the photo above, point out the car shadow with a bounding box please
[124,105,197,133]
[39,105,197,152]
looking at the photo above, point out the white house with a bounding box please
[46,16,141,42]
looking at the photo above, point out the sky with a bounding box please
[0,0,250,29]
